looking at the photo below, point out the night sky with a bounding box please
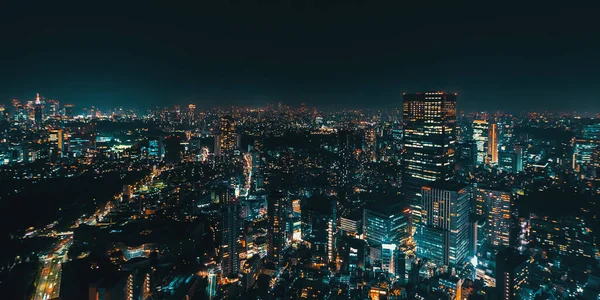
[1,2,599,112]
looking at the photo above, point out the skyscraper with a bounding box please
[489,123,499,164]
[417,182,470,266]
[49,129,65,160]
[402,92,457,228]
[472,120,489,165]
[477,188,512,248]
[267,191,287,264]
[301,195,337,263]
[215,116,239,157]
[220,187,241,276]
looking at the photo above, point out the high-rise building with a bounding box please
[48,100,60,117]
[267,191,287,264]
[472,120,489,165]
[496,248,530,300]
[34,104,43,124]
[215,116,239,157]
[417,182,470,266]
[363,202,409,247]
[488,123,498,164]
[573,125,600,179]
[402,92,457,228]
[475,188,512,248]
[49,129,65,160]
[498,151,517,173]
[220,187,241,276]
[187,104,196,125]
[301,195,337,263]
[147,137,164,159]
[514,144,524,172]
[64,104,74,119]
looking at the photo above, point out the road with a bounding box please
[30,167,163,300]
[32,236,72,300]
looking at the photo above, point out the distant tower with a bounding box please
[215,116,238,156]
[267,191,286,264]
[488,123,499,164]
[472,120,489,165]
[220,187,241,276]
[48,129,65,160]
[188,104,196,125]
[34,104,43,124]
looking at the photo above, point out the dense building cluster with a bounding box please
[0,92,599,299]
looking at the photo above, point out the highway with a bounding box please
[32,236,72,300]
[30,167,162,300]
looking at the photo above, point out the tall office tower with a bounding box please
[496,248,531,300]
[49,129,65,160]
[215,115,239,156]
[475,188,512,248]
[34,104,43,124]
[488,123,499,164]
[48,100,60,117]
[148,137,164,160]
[514,144,524,172]
[64,104,74,119]
[301,195,337,263]
[402,92,457,229]
[417,182,470,266]
[267,191,287,264]
[220,188,241,276]
[498,151,518,172]
[472,120,489,165]
[187,104,196,125]
[363,125,377,163]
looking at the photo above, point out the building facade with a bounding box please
[417,182,470,266]
[402,92,457,228]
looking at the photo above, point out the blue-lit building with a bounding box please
[362,201,409,247]
[148,137,164,159]
[417,182,470,266]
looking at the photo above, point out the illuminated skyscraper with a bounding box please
[215,116,239,156]
[267,191,286,264]
[49,129,65,160]
[472,120,489,164]
[475,188,512,248]
[417,182,470,266]
[401,92,457,228]
[220,187,241,276]
[489,123,498,164]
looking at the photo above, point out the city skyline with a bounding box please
[1,3,600,300]
[1,3,600,112]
